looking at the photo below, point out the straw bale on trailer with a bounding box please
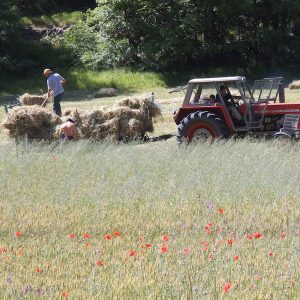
[288,80,300,89]
[63,94,161,140]
[1,106,61,140]
[116,94,162,118]
[2,94,161,141]
[19,93,49,107]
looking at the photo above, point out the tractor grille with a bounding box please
[282,114,300,131]
[279,114,300,137]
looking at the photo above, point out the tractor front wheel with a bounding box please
[176,111,229,144]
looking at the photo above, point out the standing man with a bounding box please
[43,68,66,116]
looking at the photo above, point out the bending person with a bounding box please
[60,118,78,141]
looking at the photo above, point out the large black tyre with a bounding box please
[176,111,229,144]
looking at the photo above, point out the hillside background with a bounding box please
[1,0,300,85]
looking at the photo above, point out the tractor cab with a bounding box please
[172,76,288,143]
[174,76,284,130]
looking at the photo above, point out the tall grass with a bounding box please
[0,69,166,98]
[0,139,299,298]
[66,69,166,91]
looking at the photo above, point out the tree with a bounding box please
[64,0,300,73]
[0,0,21,72]
[17,0,96,16]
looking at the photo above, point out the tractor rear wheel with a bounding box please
[176,111,229,144]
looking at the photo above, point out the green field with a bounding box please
[0,140,299,298]
[1,71,300,298]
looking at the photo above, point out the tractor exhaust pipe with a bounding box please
[278,83,285,103]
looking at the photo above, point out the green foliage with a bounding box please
[0,0,21,72]
[17,0,96,16]
[64,0,300,72]
[21,11,84,27]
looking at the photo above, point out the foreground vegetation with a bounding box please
[0,139,299,298]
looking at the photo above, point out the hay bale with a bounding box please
[117,98,142,109]
[62,109,72,116]
[19,93,48,106]
[94,88,118,98]
[288,80,300,89]
[91,118,119,140]
[2,94,162,142]
[76,94,161,140]
[116,93,161,118]
[1,105,61,140]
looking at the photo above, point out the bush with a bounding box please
[62,0,300,72]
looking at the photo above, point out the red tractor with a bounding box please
[172,76,300,143]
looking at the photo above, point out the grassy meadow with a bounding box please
[0,139,300,299]
[1,71,300,298]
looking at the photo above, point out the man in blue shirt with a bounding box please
[43,69,66,116]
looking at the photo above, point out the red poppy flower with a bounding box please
[145,243,151,248]
[223,282,231,292]
[15,231,22,237]
[162,235,169,241]
[218,208,224,214]
[245,234,252,240]
[61,291,69,298]
[129,250,136,257]
[297,230,300,236]
[161,246,168,253]
[0,247,7,254]
[68,234,76,239]
[97,260,104,267]
[183,248,191,254]
[205,228,212,235]
[227,239,233,246]
[268,251,273,256]
[233,256,239,261]
[113,231,121,237]
[253,232,262,239]
[104,234,111,240]
[280,233,287,238]
[36,268,43,273]
[201,246,209,252]
[83,233,91,239]
[216,227,223,234]
[84,243,92,248]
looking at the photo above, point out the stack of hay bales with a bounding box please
[64,94,161,140]
[2,106,61,140]
[288,80,300,89]
[2,94,161,141]
[19,93,49,107]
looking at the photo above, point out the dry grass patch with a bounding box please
[0,140,299,298]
